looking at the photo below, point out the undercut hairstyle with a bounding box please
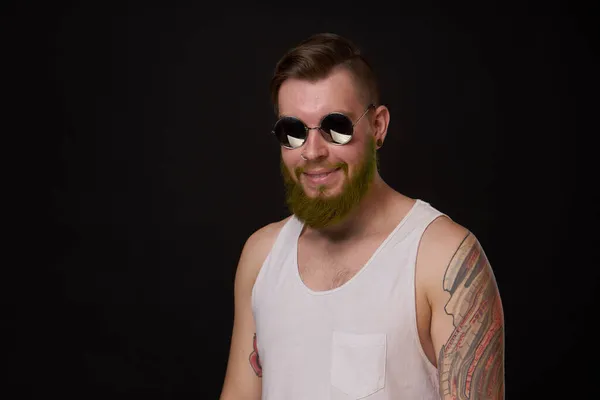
[270,33,380,115]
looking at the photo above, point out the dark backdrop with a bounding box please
[5,1,596,398]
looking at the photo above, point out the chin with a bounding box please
[303,183,343,198]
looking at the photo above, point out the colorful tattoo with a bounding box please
[439,233,504,399]
[249,333,262,377]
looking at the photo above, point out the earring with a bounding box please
[376,139,383,148]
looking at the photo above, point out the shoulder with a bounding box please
[417,213,496,302]
[235,216,292,285]
[420,215,471,263]
[416,215,473,297]
[244,216,291,258]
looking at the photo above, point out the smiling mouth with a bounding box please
[302,167,341,183]
[305,171,335,178]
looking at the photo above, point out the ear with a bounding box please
[372,105,390,149]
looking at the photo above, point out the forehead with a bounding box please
[278,68,363,120]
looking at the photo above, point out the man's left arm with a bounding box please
[422,220,505,399]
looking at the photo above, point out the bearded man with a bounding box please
[220,33,505,400]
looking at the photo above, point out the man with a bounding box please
[220,33,504,399]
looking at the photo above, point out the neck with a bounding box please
[302,174,394,241]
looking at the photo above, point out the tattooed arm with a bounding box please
[220,221,285,400]
[418,217,505,399]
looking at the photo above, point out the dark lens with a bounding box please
[320,113,353,144]
[273,117,307,148]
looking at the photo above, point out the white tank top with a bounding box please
[252,199,445,400]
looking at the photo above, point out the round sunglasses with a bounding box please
[272,104,374,149]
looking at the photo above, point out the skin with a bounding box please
[220,66,504,399]
[280,134,378,230]
[417,218,505,399]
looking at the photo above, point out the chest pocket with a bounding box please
[331,331,387,398]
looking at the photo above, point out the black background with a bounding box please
[5,1,597,398]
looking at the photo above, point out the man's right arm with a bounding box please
[219,220,285,400]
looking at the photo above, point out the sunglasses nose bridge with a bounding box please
[305,125,331,144]
[306,125,332,142]
[301,126,329,158]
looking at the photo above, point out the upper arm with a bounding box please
[420,218,505,399]
[220,221,285,400]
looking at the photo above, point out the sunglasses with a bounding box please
[272,104,374,149]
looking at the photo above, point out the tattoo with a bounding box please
[439,233,504,399]
[249,333,262,377]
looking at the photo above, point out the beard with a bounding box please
[280,136,378,229]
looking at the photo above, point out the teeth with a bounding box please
[309,172,333,179]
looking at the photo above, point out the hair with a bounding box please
[270,33,380,115]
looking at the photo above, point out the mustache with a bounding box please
[294,162,349,180]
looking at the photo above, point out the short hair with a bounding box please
[270,33,380,115]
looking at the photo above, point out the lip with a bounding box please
[302,167,341,185]
[304,169,337,175]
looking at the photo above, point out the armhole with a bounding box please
[251,217,294,315]
[409,212,449,376]
[251,249,272,314]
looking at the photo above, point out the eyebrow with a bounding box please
[278,109,358,121]
[336,109,358,120]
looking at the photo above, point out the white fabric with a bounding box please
[252,199,445,399]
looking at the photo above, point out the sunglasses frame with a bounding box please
[272,104,375,149]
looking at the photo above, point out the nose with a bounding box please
[301,127,329,161]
